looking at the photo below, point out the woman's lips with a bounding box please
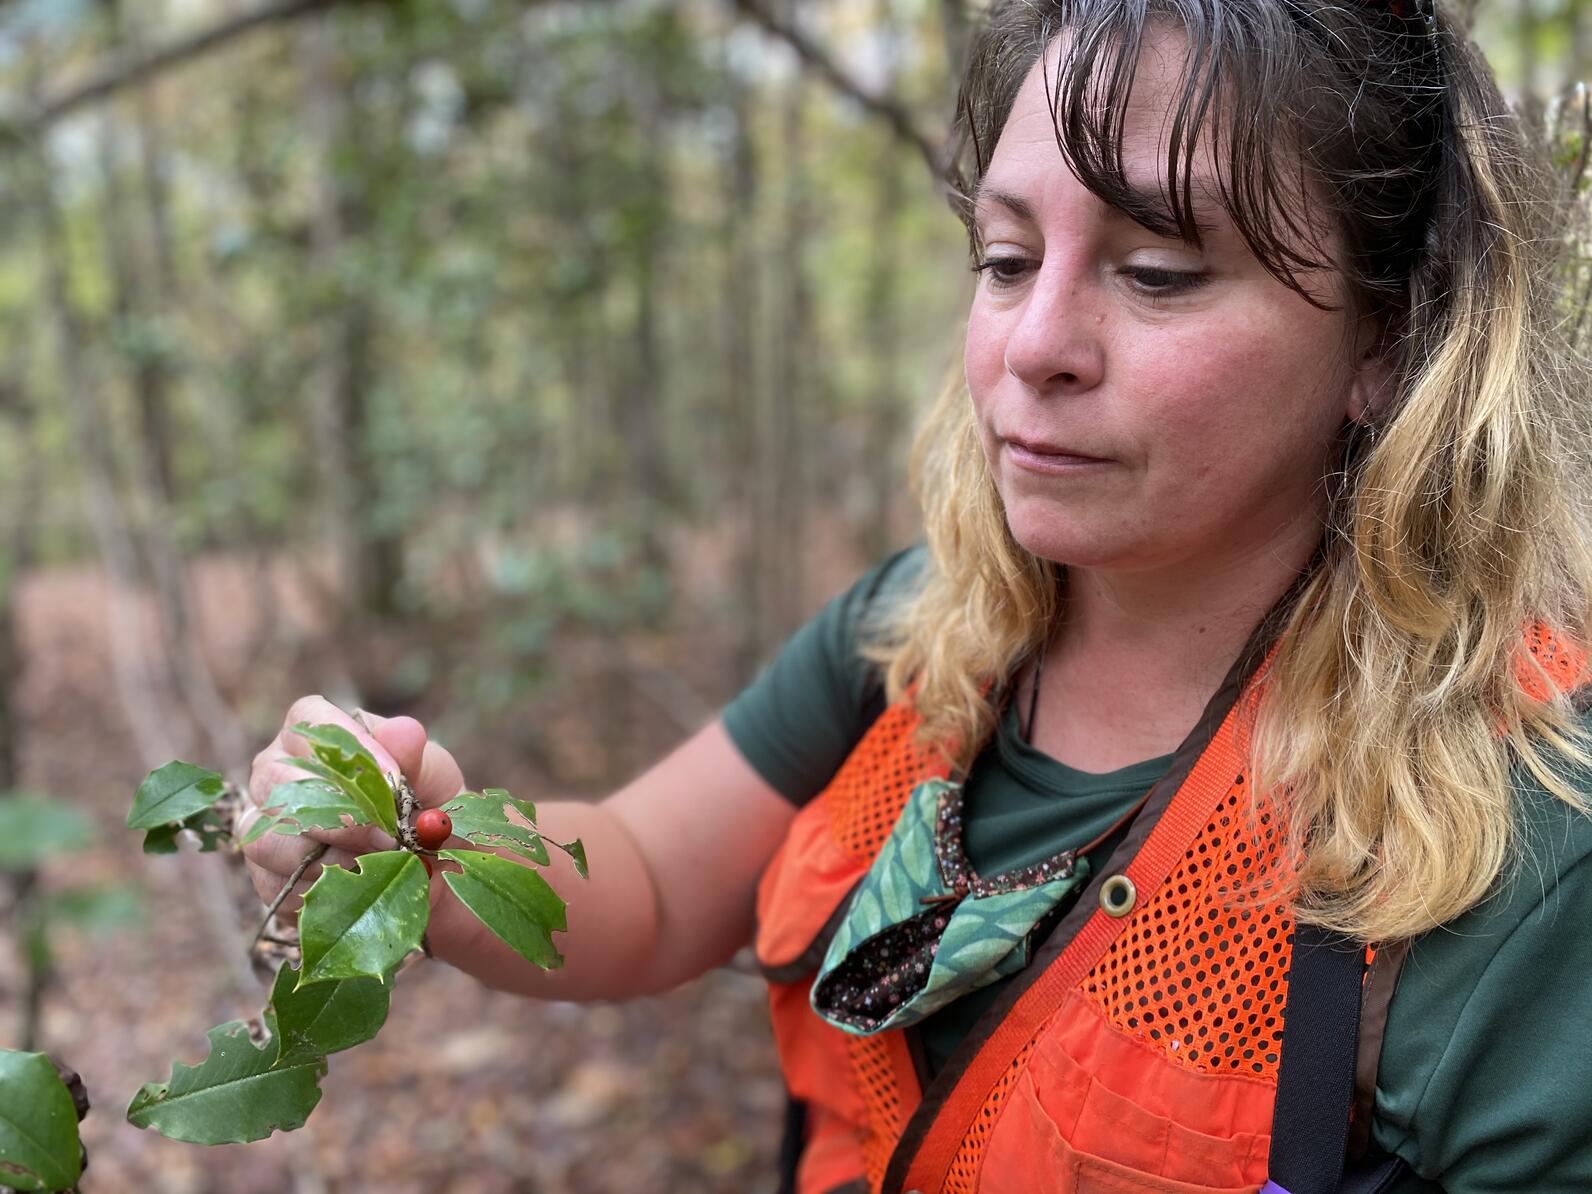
[1004,439,1112,474]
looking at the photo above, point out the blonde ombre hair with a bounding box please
[871,0,1592,943]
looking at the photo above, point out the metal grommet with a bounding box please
[1099,874,1137,918]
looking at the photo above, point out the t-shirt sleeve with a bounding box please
[1371,771,1592,1192]
[720,544,928,805]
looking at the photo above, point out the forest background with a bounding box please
[0,1,1582,1191]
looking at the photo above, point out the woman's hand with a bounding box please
[243,701,795,1000]
[239,696,465,919]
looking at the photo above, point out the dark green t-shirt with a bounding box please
[722,545,1592,1193]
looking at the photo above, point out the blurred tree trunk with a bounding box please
[941,0,971,100]
[1520,0,1541,98]
[722,57,765,678]
[862,0,907,563]
[623,102,670,576]
[28,143,185,764]
[0,326,39,793]
[301,15,403,629]
[94,0,249,766]
[1572,1,1591,85]
[545,96,600,502]
[757,24,812,650]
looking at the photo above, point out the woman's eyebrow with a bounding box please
[971,178,1223,241]
[971,185,1037,224]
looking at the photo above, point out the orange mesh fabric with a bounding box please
[1520,622,1589,702]
[846,1033,914,1192]
[943,1036,1041,1194]
[825,699,949,861]
[1079,772,1295,1081]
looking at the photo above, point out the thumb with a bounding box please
[360,712,428,783]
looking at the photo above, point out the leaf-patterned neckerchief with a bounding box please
[810,775,1095,1035]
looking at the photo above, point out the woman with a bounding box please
[242,1,1592,1190]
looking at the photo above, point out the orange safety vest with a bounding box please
[754,627,1586,1194]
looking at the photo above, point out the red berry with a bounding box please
[415,808,452,851]
[422,856,435,878]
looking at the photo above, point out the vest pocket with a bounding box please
[1068,1151,1255,1194]
[975,1006,1271,1194]
[980,1062,1260,1194]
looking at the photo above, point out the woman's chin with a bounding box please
[1005,518,1120,569]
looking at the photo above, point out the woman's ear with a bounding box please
[1345,321,1396,426]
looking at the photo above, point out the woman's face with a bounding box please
[964,27,1385,579]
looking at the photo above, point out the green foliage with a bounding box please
[124,727,586,1145]
[125,1021,326,1146]
[286,723,399,838]
[125,761,227,854]
[142,806,231,855]
[242,778,373,844]
[441,787,549,864]
[557,836,589,880]
[439,848,568,971]
[297,850,430,986]
[44,881,144,936]
[265,963,390,1068]
[0,1051,82,1192]
[0,794,93,871]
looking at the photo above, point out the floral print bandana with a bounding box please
[810,776,1093,1035]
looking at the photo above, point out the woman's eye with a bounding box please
[972,256,1033,287]
[1122,265,1210,297]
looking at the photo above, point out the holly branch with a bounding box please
[118,725,586,1146]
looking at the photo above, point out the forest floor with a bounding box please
[0,535,877,1193]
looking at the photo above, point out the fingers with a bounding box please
[243,696,467,898]
[246,844,360,921]
[413,739,467,808]
[364,713,467,807]
[249,695,405,851]
[279,695,404,775]
[365,714,427,783]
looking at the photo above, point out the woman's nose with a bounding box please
[1001,257,1106,395]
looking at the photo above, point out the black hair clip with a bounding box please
[1383,0,1437,28]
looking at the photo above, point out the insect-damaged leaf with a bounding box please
[265,963,389,1068]
[142,805,231,855]
[126,761,225,831]
[125,1022,325,1145]
[439,849,567,971]
[297,850,429,986]
[286,722,399,838]
[242,779,373,844]
[0,1050,82,1191]
[553,836,588,879]
[440,789,549,865]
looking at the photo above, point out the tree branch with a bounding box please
[732,0,945,187]
[13,0,386,138]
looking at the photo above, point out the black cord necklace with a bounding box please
[1023,634,1048,744]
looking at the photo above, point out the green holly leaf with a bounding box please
[184,805,232,852]
[126,761,225,830]
[126,1021,324,1144]
[439,849,567,971]
[440,789,550,864]
[265,963,389,1068]
[297,850,429,987]
[481,786,533,820]
[0,1050,82,1191]
[140,804,231,855]
[286,723,399,837]
[554,836,588,879]
[242,779,373,844]
[141,823,181,854]
[0,794,94,871]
